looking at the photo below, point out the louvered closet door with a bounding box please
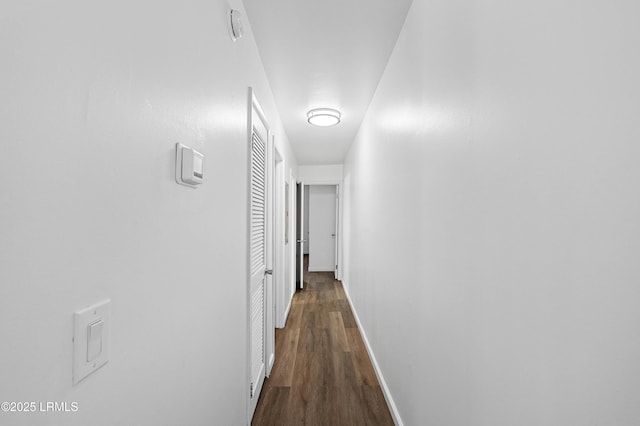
[249,125,267,404]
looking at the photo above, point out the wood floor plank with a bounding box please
[251,386,290,426]
[308,386,339,426]
[314,310,329,329]
[268,328,300,386]
[344,327,379,386]
[337,299,358,328]
[336,383,366,426]
[297,326,317,353]
[360,385,396,426]
[285,352,315,425]
[300,309,317,329]
[326,311,349,352]
[302,288,318,305]
[286,302,303,328]
[332,351,358,387]
[345,327,366,352]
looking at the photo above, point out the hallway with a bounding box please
[252,259,394,425]
[2,1,640,425]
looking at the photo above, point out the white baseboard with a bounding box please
[342,280,404,426]
[280,293,293,328]
[308,266,334,272]
[267,353,275,375]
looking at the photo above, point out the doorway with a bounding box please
[307,185,338,274]
[293,175,344,282]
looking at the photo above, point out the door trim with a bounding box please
[297,179,343,281]
[274,148,287,329]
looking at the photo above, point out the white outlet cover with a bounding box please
[73,300,110,385]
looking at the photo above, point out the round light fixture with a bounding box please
[307,108,341,127]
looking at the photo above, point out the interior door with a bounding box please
[248,89,269,420]
[296,182,305,289]
[334,185,339,279]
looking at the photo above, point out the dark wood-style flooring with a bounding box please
[252,256,394,426]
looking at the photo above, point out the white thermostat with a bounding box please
[175,143,204,188]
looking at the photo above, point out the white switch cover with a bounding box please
[73,300,110,385]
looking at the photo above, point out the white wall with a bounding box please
[299,164,343,183]
[0,1,297,425]
[342,174,352,292]
[283,170,297,324]
[308,185,337,272]
[343,0,640,425]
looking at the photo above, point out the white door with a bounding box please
[248,89,270,421]
[308,185,337,272]
[334,185,339,279]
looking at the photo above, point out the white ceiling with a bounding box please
[243,0,413,165]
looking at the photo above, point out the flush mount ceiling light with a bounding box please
[307,108,341,127]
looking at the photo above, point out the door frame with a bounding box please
[267,141,283,372]
[299,179,343,281]
[295,182,305,289]
[283,170,296,324]
[274,149,287,329]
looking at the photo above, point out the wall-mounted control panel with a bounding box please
[73,300,110,385]
[176,143,204,188]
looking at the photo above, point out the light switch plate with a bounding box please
[73,300,110,385]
